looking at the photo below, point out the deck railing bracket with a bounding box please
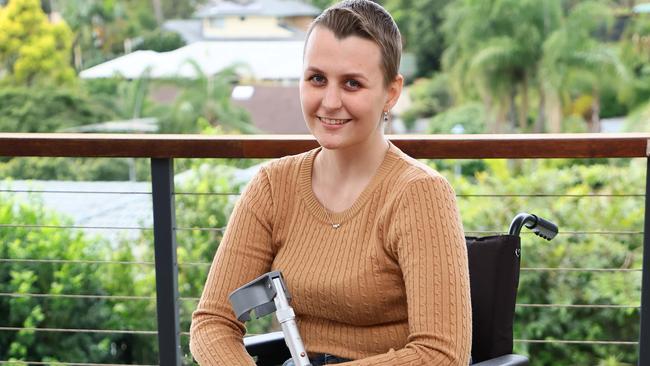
[151,158,182,366]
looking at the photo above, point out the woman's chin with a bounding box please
[315,136,346,150]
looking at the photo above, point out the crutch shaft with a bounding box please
[272,278,311,366]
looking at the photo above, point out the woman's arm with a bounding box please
[190,168,276,365]
[344,174,472,365]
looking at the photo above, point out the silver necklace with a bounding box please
[324,209,341,229]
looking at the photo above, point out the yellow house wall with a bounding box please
[203,16,294,38]
[284,16,314,32]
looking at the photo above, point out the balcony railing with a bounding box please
[0,132,649,366]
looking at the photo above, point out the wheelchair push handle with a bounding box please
[508,213,558,240]
[229,271,312,366]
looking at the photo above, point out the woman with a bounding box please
[189,0,471,364]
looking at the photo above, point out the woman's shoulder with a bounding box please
[262,148,314,173]
[389,144,448,187]
[252,147,317,189]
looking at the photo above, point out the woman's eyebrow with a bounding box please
[341,72,368,82]
[305,66,324,74]
[305,66,369,81]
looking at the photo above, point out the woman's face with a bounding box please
[300,26,401,151]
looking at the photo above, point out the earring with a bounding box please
[383,111,389,122]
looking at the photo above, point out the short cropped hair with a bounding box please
[306,0,402,86]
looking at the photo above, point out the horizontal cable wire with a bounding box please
[521,267,642,272]
[465,230,643,235]
[1,189,642,198]
[3,294,639,309]
[0,224,150,230]
[184,261,650,272]
[0,362,157,366]
[1,223,639,235]
[514,339,638,345]
[0,189,151,195]
[175,226,226,232]
[0,292,199,302]
[178,261,211,267]
[1,258,212,268]
[174,191,239,196]
[516,303,639,309]
[0,292,154,301]
[456,193,644,197]
[1,224,224,232]
[2,292,639,308]
[0,327,156,335]
[217,334,638,346]
[2,260,641,272]
[553,230,643,235]
[0,258,154,265]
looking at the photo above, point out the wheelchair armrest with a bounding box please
[244,332,530,366]
[244,331,290,366]
[472,354,529,366]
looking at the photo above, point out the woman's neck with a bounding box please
[312,134,390,212]
[314,135,389,185]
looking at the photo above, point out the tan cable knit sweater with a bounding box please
[190,143,472,365]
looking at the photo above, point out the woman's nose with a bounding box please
[321,85,342,110]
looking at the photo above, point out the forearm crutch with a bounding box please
[230,271,311,366]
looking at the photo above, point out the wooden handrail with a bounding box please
[0,133,649,159]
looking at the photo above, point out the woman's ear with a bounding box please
[385,74,404,110]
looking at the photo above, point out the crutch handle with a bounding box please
[229,271,311,365]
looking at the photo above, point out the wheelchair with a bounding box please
[232,213,558,366]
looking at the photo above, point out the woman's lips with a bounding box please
[318,116,351,128]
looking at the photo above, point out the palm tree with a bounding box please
[443,0,560,132]
[539,1,627,132]
[160,61,257,134]
[443,0,627,133]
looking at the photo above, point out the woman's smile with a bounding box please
[318,116,352,127]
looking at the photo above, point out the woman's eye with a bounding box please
[345,79,361,89]
[309,75,326,85]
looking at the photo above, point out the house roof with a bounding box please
[162,19,205,44]
[162,18,306,43]
[1,170,257,241]
[79,40,304,80]
[231,85,309,134]
[60,118,159,133]
[1,180,154,242]
[195,0,320,18]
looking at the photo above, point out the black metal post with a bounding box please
[640,154,650,366]
[151,158,181,366]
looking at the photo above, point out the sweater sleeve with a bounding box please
[343,175,472,365]
[190,167,276,365]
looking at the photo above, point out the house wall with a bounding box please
[283,16,315,32]
[203,16,294,38]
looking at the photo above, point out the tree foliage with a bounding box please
[135,29,185,52]
[155,66,256,134]
[56,0,158,69]
[161,0,208,19]
[0,194,158,363]
[445,158,644,365]
[384,0,452,77]
[439,0,626,133]
[401,73,454,130]
[2,157,644,365]
[0,0,76,85]
[0,86,114,133]
[0,161,266,363]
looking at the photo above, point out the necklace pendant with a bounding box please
[332,223,341,229]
